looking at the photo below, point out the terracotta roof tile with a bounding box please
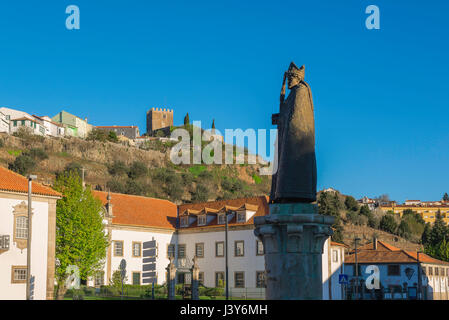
[0,166,61,197]
[92,191,177,229]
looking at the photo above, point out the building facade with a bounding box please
[345,239,449,300]
[146,108,173,136]
[52,110,93,138]
[0,110,9,133]
[33,115,65,137]
[9,117,46,136]
[0,167,61,300]
[90,192,346,299]
[96,126,140,139]
[380,203,449,224]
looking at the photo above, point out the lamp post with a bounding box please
[417,250,422,300]
[354,237,361,300]
[26,175,37,300]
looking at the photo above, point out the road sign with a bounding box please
[142,239,157,284]
[339,274,349,285]
[29,275,35,300]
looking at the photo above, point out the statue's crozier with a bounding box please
[270,62,317,203]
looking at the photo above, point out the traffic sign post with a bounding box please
[119,259,126,300]
[339,274,348,285]
[142,239,158,286]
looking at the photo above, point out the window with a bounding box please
[197,215,206,226]
[114,241,124,257]
[428,267,433,276]
[388,265,400,276]
[167,244,175,258]
[422,266,427,275]
[218,214,226,225]
[178,244,186,259]
[435,267,439,276]
[132,242,141,257]
[94,271,104,286]
[216,242,224,257]
[256,271,266,288]
[234,241,244,257]
[195,243,204,258]
[237,212,246,223]
[11,266,27,283]
[234,272,245,288]
[13,120,17,127]
[15,216,28,239]
[132,272,141,285]
[180,216,189,227]
[215,272,224,287]
[198,272,204,286]
[332,250,339,263]
[256,240,264,256]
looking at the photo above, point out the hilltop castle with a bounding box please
[146,107,173,136]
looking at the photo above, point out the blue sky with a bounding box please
[0,1,448,203]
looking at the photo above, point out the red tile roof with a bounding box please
[0,166,61,197]
[92,191,177,230]
[178,196,269,229]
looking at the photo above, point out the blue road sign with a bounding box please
[339,274,348,285]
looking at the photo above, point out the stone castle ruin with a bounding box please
[146,107,174,136]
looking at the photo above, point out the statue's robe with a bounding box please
[270,81,317,203]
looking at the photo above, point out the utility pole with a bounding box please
[225,212,229,300]
[417,251,422,300]
[354,237,361,300]
[26,175,37,300]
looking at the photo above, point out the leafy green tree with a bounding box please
[421,223,432,245]
[107,131,119,143]
[87,128,108,142]
[192,184,210,203]
[110,269,128,294]
[344,196,359,211]
[63,162,83,177]
[184,113,190,126]
[429,212,449,247]
[108,161,129,176]
[53,171,108,299]
[443,193,449,201]
[359,205,371,217]
[379,214,398,234]
[318,192,340,217]
[398,220,412,239]
[128,161,148,179]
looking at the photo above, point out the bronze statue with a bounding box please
[270,62,317,203]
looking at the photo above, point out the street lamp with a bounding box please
[354,237,361,300]
[417,250,423,300]
[26,175,37,300]
[224,211,230,300]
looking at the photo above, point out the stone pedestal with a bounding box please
[166,257,177,300]
[254,203,334,300]
[190,257,200,300]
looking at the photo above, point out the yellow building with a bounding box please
[380,204,449,224]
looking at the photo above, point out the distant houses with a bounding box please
[95,125,140,140]
[51,110,93,138]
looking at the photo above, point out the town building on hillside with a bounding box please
[32,115,65,137]
[52,110,93,138]
[345,238,449,300]
[404,200,421,206]
[380,203,449,224]
[0,110,9,133]
[358,196,377,211]
[9,117,46,136]
[0,167,62,300]
[0,107,34,122]
[321,187,338,194]
[90,192,346,299]
[96,125,140,139]
[146,107,173,136]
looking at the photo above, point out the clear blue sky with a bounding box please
[0,1,448,203]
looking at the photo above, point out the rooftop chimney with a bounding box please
[373,236,378,250]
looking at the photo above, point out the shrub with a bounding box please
[25,148,48,161]
[64,162,83,177]
[108,161,129,176]
[345,196,359,211]
[380,214,398,234]
[191,184,210,203]
[252,174,262,184]
[87,129,108,142]
[8,154,36,175]
[0,139,3,148]
[108,131,119,143]
[106,179,127,194]
[189,165,206,177]
[128,161,148,179]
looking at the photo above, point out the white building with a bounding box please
[0,107,34,122]
[90,192,346,299]
[33,115,65,137]
[9,117,46,136]
[0,110,9,133]
[0,167,61,300]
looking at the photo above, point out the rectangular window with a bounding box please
[13,120,17,127]
[234,241,244,257]
[234,272,245,288]
[132,272,141,285]
[388,265,400,276]
[11,266,27,283]
[197,215,206,226]
[180,216,189,227]
[216,242,224,257]
[435,267,439,276]
[195,243,204,258]
[167,244,175,258]
[256,271,266,288]
[237,212,246,223]
[198,272,204,286]
[114,241,124,257]
[178,244,186,259]
[256,240,264,256]
[21,120,25,126]
[428,267,433,276]
[15,216,28,239]
[218,214,226,225]
[422,267,427,275]
[94,271,104,286]
[332,250,339,263]
[215,272,224,287]
[132,242,141,257]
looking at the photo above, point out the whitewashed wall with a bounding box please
[0,196,50,300]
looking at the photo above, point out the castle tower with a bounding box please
[146,107,174,136]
